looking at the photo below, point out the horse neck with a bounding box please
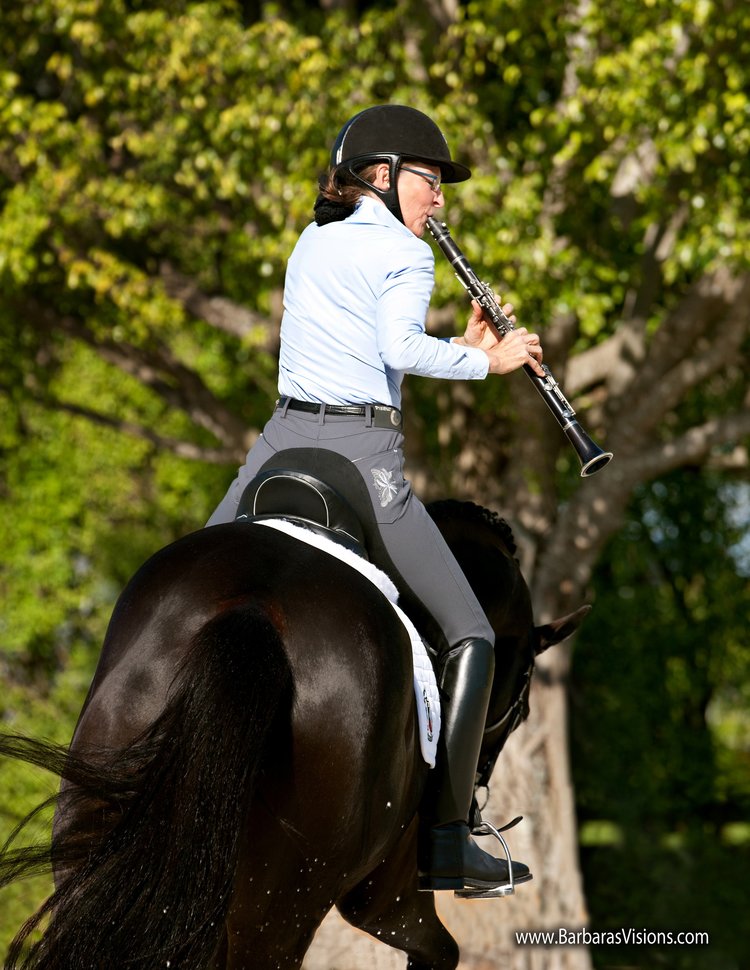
[436,510,535,742]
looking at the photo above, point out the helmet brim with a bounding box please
[430,158,471,184]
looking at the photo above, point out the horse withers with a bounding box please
[0,457,588,970]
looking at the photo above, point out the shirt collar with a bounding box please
[350,195,413,237]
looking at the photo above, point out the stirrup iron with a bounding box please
[455,816,527,899]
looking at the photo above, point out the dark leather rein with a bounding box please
[475,659,534,790]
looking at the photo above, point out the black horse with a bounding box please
[0,469,587,970]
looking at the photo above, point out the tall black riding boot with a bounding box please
[418,638,532,891]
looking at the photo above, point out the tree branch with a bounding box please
[567,264,749,401]
[566,322,643,395]
[620,407,750,482]
[634,266,749,392]
[596,208,688,396]
[420,0,459,31]
[50,312,254,452]
[532,403,750,616]
[612,273,750,447]
[158,262,282,353]
[40,396,249,465]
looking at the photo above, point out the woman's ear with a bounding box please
[372,162,391,190]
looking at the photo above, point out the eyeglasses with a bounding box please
[400,166,442,195]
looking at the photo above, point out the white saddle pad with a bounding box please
[252,518,441,767]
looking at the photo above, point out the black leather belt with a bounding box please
[277,397,402,431]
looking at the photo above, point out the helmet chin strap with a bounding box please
[341,156,405,225]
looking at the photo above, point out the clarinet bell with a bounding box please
[564,422,614,477]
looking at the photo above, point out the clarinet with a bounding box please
[427,217,613,478]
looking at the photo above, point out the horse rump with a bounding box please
[0,602,292,970]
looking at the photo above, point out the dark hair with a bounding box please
[313,162,380,226]
[319,162,380,204]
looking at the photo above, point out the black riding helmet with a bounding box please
[330,105,471,224]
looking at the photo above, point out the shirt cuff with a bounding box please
[462,344,490,379]
[438,337,489,378]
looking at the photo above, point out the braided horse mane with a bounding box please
[426,499,519,562]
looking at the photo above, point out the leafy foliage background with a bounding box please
[1,0,748,966]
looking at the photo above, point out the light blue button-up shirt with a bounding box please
[277,196,489,408]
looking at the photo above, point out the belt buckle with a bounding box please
[389,408,402,428]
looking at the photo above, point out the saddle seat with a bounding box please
[236,466,367,558]
[237,447,395,564]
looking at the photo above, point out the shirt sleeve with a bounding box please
[375,241,489,381]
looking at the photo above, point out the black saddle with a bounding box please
[234,448,445,653]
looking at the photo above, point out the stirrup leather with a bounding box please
[455,815,528,899]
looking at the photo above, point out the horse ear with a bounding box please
[534,605,592,655]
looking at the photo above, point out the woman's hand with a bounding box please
[485,328,545,376]
[456,299,544,376]
[458,299,510,351]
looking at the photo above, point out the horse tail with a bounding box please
[1,602,293,970]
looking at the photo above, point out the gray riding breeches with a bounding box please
[206,402,494,649]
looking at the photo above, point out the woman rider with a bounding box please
[207,104,545,892]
